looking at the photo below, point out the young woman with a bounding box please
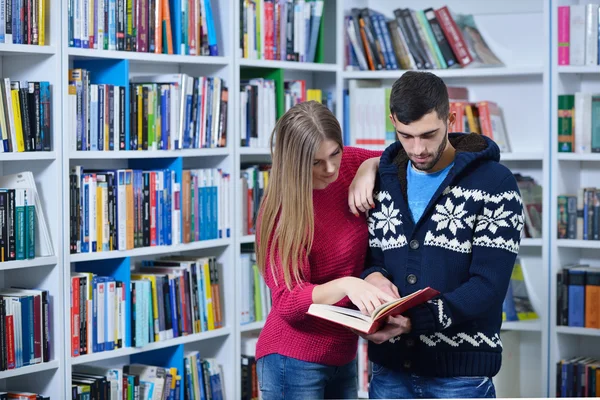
[255,101,397,399]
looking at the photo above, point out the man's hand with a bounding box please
[348,157,379,216]
[365,272,400,299]
[353,315,412,344]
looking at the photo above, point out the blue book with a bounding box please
[568,268,587,327]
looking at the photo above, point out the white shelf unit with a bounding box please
[0,0,64,394]
[231,0,551,398]
[59,0,238,398]
[550,0,600,395]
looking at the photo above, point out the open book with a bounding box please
[306,287,440,334]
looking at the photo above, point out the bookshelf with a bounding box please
[550,1,600,397]
[3,0,594,398]
[232,1,551,399]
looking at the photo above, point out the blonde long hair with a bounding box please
[256,101,343,290]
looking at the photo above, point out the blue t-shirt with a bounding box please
[407,161,454,223]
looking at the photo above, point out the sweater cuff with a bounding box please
[360,266,392,280]
[406,304,437,335]
[294,283,317,320]
[406,297,454,335]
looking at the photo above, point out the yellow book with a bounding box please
[131,273,161,341]
[306,89,322,103]
[39,0,45,45]
[11,90,25,152]
[203,260,215,330]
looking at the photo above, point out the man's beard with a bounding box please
[411,133,448,172]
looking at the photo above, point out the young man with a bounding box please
[360,71,524,399]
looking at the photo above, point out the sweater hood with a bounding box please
[379,133,500,198]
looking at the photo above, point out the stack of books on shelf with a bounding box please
[240,336,258,400]
[0,287,51,371]
[241,165,270,236]
[557,4,600,66]
[0,79,52,153]
[502,258,539,323]
[515,173,543,239]
[69,166,230,255]
[344,84,510,152]
[240,77,333,149]
[556,93,600,154]
[557,188,600,241]
[0,171,53,260]
[344,5,503,71]
[240,248,271,326]
[555,357,600,397]
[556,265,600,329]
[0,392,49,399]
[68,70,229,151]
[73,359,224,399]
[67,0,219,55]
[240,0,325,63]
[71,255,224,357]
[0,1,46,46]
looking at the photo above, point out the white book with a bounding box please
[2,79,16,153]
[585,4,598,65]
[0,172,53,256]
[575,92,592,153]
[114,86,120,151]
[570,4,586,66]
[105,280,116,348]
[97,280,105,349]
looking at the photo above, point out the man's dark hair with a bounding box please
[389,71,449,125]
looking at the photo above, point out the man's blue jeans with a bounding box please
[369,363,496,399]
[257,353,358,399]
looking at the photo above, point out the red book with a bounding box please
[434,6,473,67]
[307,287,440,334]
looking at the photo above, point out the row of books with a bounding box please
[0,393,48,400]
[557,93,600,153]
[241,165,270,236]
[344,83,511,153]
[240,249,271,326]
[239,77,332,149]
[558,5,600,66]
[0,0,46,45]
[68,0,219,56]
[0,79,52,153]
[0,172,53,259]
[240,336,258,400]
[69,167,231,254]
[345,6,503,71]
[556,264,600,329]
[515,174,543,239]
[72,358,224,400]
[0,188,35,261]
[357,338,369,395]
[556,356,600,398]
[240,0,324,63]
[0,287,50,371]
[502,258,538,323]
[71,255,224,357]
[557,188,600,240]
[68,70,229,151]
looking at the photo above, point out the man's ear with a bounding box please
[448,112,456,130]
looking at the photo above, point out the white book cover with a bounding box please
[105,280,115,348]
[570,4,586,66]
[117,170,127,250]
[585,4,598,65]
[97,280,105,349]
[0,172,54,256]
[575,92,592,153]
[211,78,222,149]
